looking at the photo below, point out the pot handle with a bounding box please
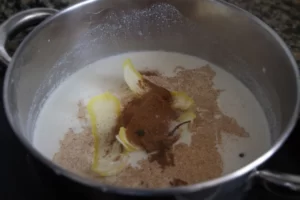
[254,170,300,191]
[0,8,58,65]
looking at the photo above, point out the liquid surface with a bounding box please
[33,51,271,175]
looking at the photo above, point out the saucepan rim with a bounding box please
[3,0,300,195]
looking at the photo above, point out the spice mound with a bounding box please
[119,80,177,152]
[119,79,194,167]
[53,59,249,189]
[114,59,196,168]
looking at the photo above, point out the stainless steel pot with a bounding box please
[1,0,300,198]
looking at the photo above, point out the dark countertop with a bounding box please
[0,0,299,64]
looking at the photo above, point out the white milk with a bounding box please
[33,51,271,175]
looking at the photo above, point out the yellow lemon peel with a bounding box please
[123,59,195,111]
[116,127,140,152]
[176,110,196,133]
[87,92,126,176]
[123,59,146,95]
[178,110,196,123]
[171,91,194,110]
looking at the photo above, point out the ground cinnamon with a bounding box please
[169,178,188,187]
[140,70,160,76]
[117,79,179,167]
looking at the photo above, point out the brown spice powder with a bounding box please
[119,80,177,151]
[140,70,160,76]
[53,65,248,188]
[116,79,179,168]
[170,178,188,187]
[53,128,94,178]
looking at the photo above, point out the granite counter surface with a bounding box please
[0,0,299,64]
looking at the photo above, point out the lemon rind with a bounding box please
[171,91,194,110]
[123,58,146,94]
[123,58,143,79]
[87,92,124,176]
[116,127,140,152]
[177,110,197,123]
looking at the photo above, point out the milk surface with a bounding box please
[33,51,271,175]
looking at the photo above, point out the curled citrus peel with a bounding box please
[171,91,194,110]
[116,127,141,152]
[169,111,196,136]
[123,59,147,95]
[178,110,196,124]
[123,58,194,110]
[87,92,127,176]
[172,111,196,146]
[177,111,196,131]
